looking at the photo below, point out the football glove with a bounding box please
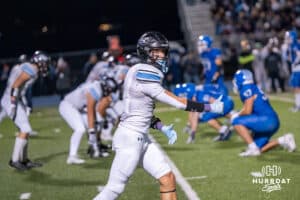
[209,96,224,114]
[161,124,177,145]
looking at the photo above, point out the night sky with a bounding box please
[0,0,183,59]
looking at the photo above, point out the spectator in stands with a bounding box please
[165,42,185,90]
[252,41,269,91]
[107,35,125,63]
[264,45,285,93]
[56,57,71,100]
[238,39,254,73]
[180,51,202,84]
[83,53,98,80]
[0,63,10,98]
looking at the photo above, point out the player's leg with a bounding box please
[186,111,199,144]
[93,126,144,200]
[289,72,300,112]
[261,133,296,152]
[141,142,176,200]
[232,115,262,156]
[10,103,41,170]
[59,101,86,164]
[232,115,279,156]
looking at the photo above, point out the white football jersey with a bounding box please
[3,62,38,99]
[119,63,164,133]
[86,61,111,82]
[64,81,103,110]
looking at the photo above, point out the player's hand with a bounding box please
[161,124,177,145]
[209,96,224,114]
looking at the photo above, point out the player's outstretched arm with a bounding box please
[155,90,224,114]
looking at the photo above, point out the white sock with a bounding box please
[295,93,300,108]
[219,125,228,134]
[248,142,259,150]
[12,137,27,162]
[69,130,85,157]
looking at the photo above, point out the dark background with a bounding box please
[0,0,184,59]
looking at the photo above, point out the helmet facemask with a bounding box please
[31,51,50,77]
[148,48,169,73]
[137,31,169,73]
[197,41,208,54]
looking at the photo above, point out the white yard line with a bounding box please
[148,134,200,200]
[268,95,294,103]
[185,176,207,180]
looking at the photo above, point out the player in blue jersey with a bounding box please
[174,83,234,143]
[197,35,228,96]
[231,69,296,157]
[284,30,300,112]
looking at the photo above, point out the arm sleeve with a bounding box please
[85,83,101,101]
[21,64,37,77]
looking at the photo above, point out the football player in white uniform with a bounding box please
[0,51,50,170]
[59,74,119,164]
[93,32,223,200]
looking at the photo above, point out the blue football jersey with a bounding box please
[239,84,277,115]
[200,48,222,83]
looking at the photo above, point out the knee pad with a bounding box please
[105,180,126,195]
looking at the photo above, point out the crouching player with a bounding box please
[231,69,296,157]
[174,83,234,143]
[0,51,50,170]
[59,75,118,164]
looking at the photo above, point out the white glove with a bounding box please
[161,124,177,145]
[209,96,224,114]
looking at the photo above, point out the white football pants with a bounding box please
[93,124,171,200]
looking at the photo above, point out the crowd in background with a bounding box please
[2,0,300,99]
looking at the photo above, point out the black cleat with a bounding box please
[22,159,43,168]
[9,160,28,171]
[99,143,112,151]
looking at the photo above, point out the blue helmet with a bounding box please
[173,83,196,100]
[197,35,213,53]
[232,69,254,93]
[285,30,298,45]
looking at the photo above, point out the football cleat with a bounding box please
[281,133,296,152]
[67,156,85,165]
[239,147,261,157]
[289,106,300,113]
[9,160,28,171]
[22,159,43,168]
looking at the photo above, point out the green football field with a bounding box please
[0,94,299,200]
